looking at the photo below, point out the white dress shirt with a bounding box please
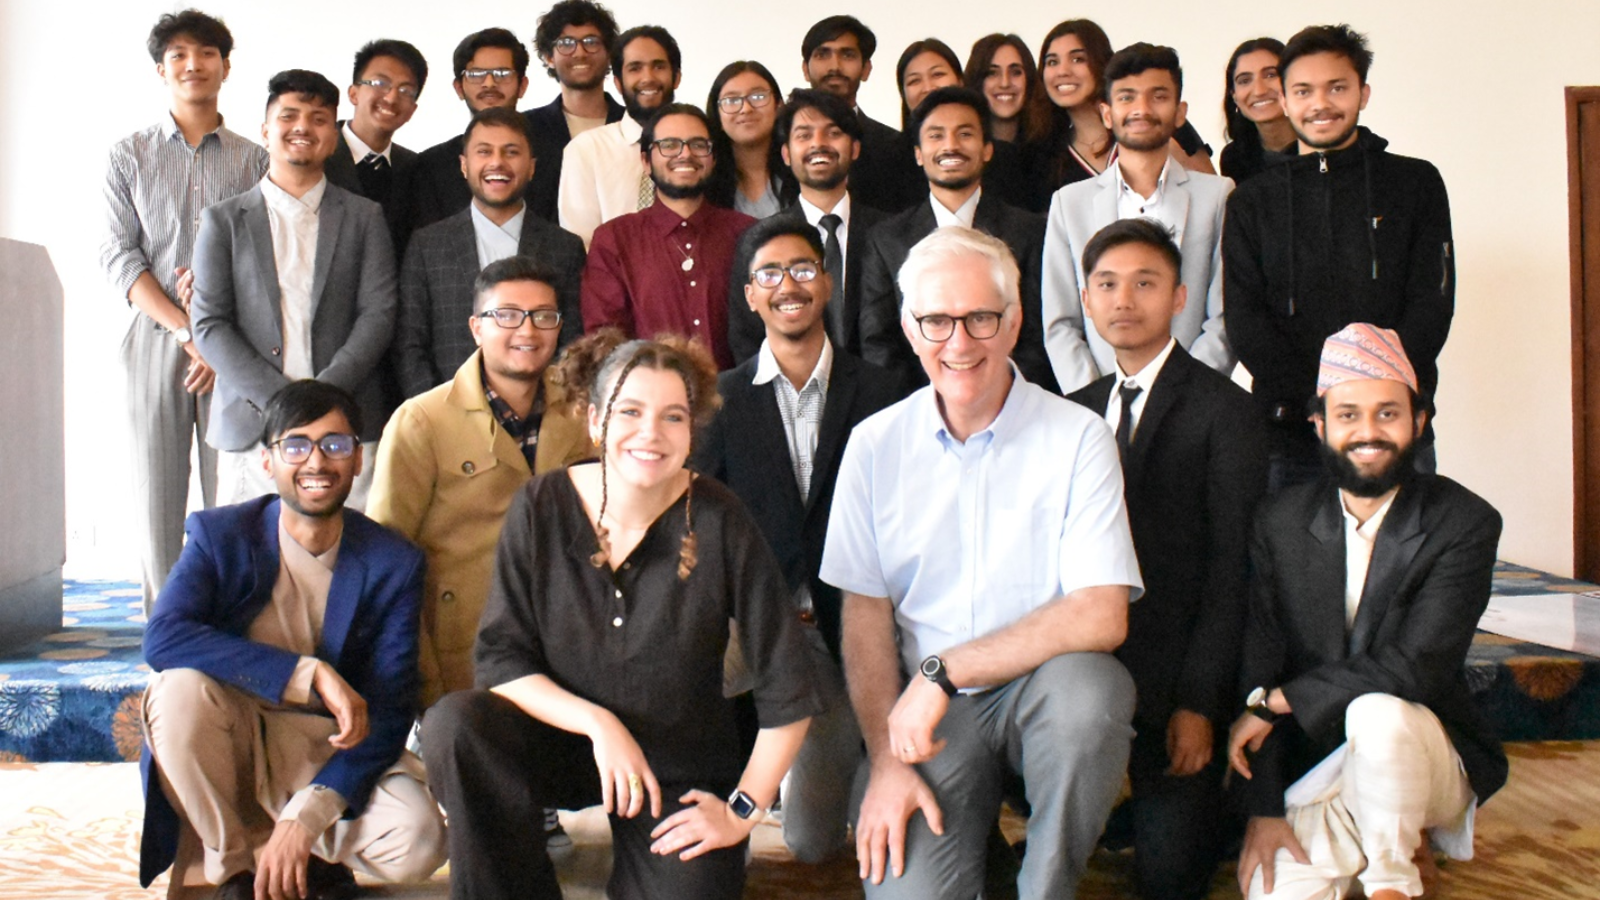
[1113,155,1185,246]
[259,175,326,380]
[342,121,390,165]
[798,193,853,284]
[1341,489,1399,629]
[1101,338,1178,440]
[558,115,645,248]
[752,336,834,503]
[930,186,981,229]
[469,202,524,269]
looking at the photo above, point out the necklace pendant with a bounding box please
[681,257,694,272]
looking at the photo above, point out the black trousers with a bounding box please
[423,689,747,900]
[1122,723,1233,900]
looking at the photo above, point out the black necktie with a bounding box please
[820,214,845,343]
[356,152,392,204]
[1116,381,1142,459]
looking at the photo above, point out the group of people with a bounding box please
[104,5,1506,900]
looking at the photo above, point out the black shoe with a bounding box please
[213,871,255,900]
[306,856,359,900]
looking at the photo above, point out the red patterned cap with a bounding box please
[1316,323,1418,396]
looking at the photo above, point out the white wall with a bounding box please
[0,0,1591,576]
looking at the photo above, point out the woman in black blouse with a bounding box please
[424,331,819,900]
[1219,37,1296,184]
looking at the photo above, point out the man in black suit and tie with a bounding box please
[694,216,899,864]
[326,39,427,258]
[395,107,585,398]
[1067,219,1267,900]
[727,89,885,366]
[799,16,923,214]
[856,87,1058,394]
[523,0,625,223]
[1227,323,1506,900]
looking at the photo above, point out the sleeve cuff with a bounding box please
[285,656,320,706]
[279,784,348,837]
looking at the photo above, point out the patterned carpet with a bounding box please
[1,741,1596,899]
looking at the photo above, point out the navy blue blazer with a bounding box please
[139,496,425,886]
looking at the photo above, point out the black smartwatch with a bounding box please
[919,655,958,697]
[726,788,760,820]
[1246,686,1281,724]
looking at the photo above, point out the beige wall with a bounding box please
[0,0,1590,576]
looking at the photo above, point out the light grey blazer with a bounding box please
[191,182,397,449]
[1041,162,1235,393]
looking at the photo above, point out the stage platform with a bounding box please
[2,568,1599,763]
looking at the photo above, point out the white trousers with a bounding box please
[1247,694,1475,900]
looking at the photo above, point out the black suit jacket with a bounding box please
[851,112,926,214]
[524,94,625,226]
[1068,345,1267,780]
[1236,472,1508,818]
[395,206,586,398]
[692,349,900,660]
[725,200,887,365]
[325,123,417,257]
[857,192,1059,393]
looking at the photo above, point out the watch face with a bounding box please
[727,789,758,819]
[1247,686,1267,708]
[921,656,942,679]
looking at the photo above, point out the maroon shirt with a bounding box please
[580,200,755,369]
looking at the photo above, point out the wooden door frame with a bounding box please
[1569,86,1600,580]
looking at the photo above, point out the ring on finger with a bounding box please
[627,773,643,794]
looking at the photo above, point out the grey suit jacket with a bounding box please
[394,206,587,398]
[1041,162,1235,393]
[192,182,398,449]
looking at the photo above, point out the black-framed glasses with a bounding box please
[271,433,360,464]
[353,78,420,101]
[716,91,774,113]
[650,137,713,158]
[750,261,822,289]
[913,310,1004,342]
[461,67,519,84]
[553,35,606,55]
[480,308,563,330]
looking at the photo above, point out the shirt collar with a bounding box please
[753,336,834,392]
[162,111,226,144]
[260,174,328,215]
[470,200,525,241]
[342,121,390,164]
[1114,338,1178,393]
[643,196,709,235]
[930,187,982,229]
[798,192,851,225]
[620,115,644,143]
[1340,487,1399,538]
[1113,154,1176,203]
[924,359,1026,447]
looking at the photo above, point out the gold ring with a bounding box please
[627,774,643,793]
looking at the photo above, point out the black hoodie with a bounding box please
[1222,127,1454,437]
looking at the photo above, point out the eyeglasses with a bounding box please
[553,35,606,55]
[461,68,519,84]
[480,308,563,330]
[750,261,822,289]
[650,137,713,158]
[912,310,1004,342]
[354,78,419,101]
[271,433,360,463]
[716,91,774,113]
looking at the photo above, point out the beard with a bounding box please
[930,171,979,192]
[1113,119,1171,153]
[623,87,671,124]
[1319,436,1418,497]
[1295,117,1359,151]
[652,169,710,200]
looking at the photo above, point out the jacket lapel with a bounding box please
[1093,168,1120,233]
[1306,488,1352,660]
[745,376,806,514]
[1167,164,1192,242]
[1126,347,1191,485]
[310,188,343,318]
[1348,482,1426,656]
[319,513,365,665]
[242,191,283,332]
[448,212,481,299]
[809,356,859,515]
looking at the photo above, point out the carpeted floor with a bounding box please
[1,741,1597,899]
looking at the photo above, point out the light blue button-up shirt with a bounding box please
[821,371,1143,678]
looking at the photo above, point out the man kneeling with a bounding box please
[1228,324,1507,900]
[141,380,446,899]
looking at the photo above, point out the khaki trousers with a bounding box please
[143,668,445,895]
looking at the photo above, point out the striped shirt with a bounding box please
[100,114,268,306]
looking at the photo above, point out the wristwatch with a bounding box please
[1246,686,1281,724]
[726,788,760,820]
[172,326,193,344]
[919,655,958,697]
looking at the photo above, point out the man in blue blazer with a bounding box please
[140,381,445,900]
[1042,44,1235,395]
[192,70,397,507]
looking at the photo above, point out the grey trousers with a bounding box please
[852,653,1136,900]
[780,630,863,863]
[122,317,216,615]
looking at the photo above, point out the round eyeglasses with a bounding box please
[750,262,822,289]
[716,91,774,113]
[479,308,564,330]
[912,311,1004,342]
[271,433,360,464]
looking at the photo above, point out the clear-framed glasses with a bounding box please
[271,433,360,464]
[353,78,420,102]
[716,91,774,113]
[480,308,563,330]
[461,67,519,84]
[750,261,822,289]
[913,310,1004,342]
[553,35,606,55]
[650,137,713,158]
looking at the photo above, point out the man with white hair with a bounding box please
[821,226,1142,899]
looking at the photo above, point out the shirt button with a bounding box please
[612,616,624,627]
[614,589,623,599]
[621,562,630,570]
[442,591,455,603]
[462,461,476,474]
[271,346,281,356]
[692,318,701,325]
